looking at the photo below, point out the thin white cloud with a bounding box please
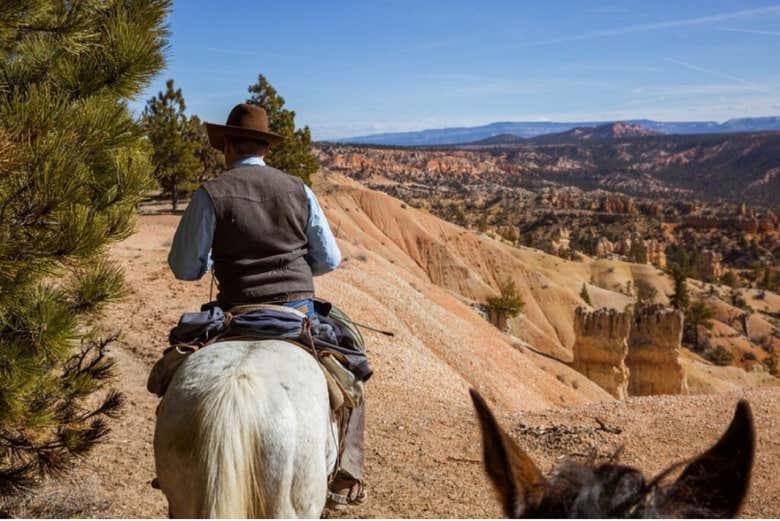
[523,4,780,46]
[560,63,667,73]
[631,83,769,97]
[664,58,768,91]
[719,27,780,36]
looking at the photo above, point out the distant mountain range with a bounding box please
[335,116,780,146]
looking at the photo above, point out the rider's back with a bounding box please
[202,165,314,305]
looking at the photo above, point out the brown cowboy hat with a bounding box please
[205,103,285,151]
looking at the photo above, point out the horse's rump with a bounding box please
[153,340,336,518]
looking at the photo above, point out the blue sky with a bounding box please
[130,1,780,140]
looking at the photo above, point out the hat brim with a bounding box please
[205,123,285,151]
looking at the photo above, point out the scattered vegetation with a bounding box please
[730,290,751,312]
[763,353,778,377]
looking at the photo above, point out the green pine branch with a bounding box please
[0,0,170,494]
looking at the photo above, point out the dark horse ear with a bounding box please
[663,400,754,518]
[470,389,547,517]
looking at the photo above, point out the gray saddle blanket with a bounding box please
[168,302,372,381]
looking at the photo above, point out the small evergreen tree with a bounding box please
[669,266,690,311]
[143,79,200,210]
[720,270,738,288]
[730,290,750,311]
[477,213,489,233]
[627,238,648,264]
[580,283,592,305]
[246,74,318,185]
[636,279,658,306]
[763,353,778,377]
[486,278,525,329]
[684,300,715,349]
[704,346,734,366]
[0,0,169,492]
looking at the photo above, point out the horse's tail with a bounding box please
[195,373,267,518]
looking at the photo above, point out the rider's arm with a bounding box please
[167,188,215,281]
[303,185,342,276]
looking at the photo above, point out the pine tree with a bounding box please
[636,279,658,306]
[486,278,525,319]
[720,270,738,288]
[580,283,592,305]
[186,115,224,184]
[0,0,169,493]
[246,74,319,185]
[627,237,648,264]
[683,300,715,349]
[669,266,690,311]
[143,79,200,211]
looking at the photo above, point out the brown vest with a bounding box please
[202,165,314,305]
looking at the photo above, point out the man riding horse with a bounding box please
[167,103,366,507]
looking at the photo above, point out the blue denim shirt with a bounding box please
[167,156,342,282]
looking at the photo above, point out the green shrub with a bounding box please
[579,283,592,305]
[486,278,525,319]
[704,346,735,366]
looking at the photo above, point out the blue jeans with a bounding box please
[281,298,318,323]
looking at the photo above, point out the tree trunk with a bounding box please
[172,184,178,212]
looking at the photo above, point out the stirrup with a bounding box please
[326,479,366,507]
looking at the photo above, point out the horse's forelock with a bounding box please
[531,460,657,518]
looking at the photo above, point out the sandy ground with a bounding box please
[3,181,779,518]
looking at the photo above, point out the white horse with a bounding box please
[153,340,339,518]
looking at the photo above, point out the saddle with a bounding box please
[146,302,368,412]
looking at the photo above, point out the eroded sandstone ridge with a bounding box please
[573,305,688,398]
[572,307,631,399]
[626,305,687,396]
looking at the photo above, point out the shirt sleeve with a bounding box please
[303,185,342,276]
[167,187,216,281]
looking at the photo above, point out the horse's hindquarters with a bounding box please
[153,340,334,518]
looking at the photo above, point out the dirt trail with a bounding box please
[3,190,779,517]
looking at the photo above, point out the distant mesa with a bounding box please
[575,121,661,139]
[465,133,526,146]
[336,116,780,146]
[462,122,661,146]
[524,121,662,145]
